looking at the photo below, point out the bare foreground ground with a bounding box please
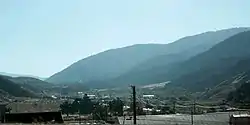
[118,112,244,125]
[4,100,247,125]
[2,112,245,125]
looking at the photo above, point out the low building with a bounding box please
[4,111,63,123]
[0,103,7,123]
[87,95,96,99]
[142,95,155,99]
[229,114,250,125]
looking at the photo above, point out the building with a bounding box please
[229,114,250,125]
[87,95,96,99]
[0,103,7,123]
[142,95,155,99]
[4,111,63,123]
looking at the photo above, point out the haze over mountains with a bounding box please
[1,27,250,101]
[47,44,171,84]
[47,27,249,88]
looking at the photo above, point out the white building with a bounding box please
[230,114,250,125]
[143,95,155,99]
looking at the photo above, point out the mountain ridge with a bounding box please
[47,27,250,87]
[0,72,47,81]
[47,44,171,83]
[161,30,250,100]
[97,28,250,87]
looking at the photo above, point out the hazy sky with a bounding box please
[1,0,250,77]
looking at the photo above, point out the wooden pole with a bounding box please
[132,86,136,125]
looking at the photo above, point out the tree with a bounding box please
[93,103,108,121]
[128,101,145,115]
[60,101,72,116]
[207,107,216,113]
[68,94,95,115]
[72,98,81,113]
[169,97,177,114]
[5,107,12,114]
[109,98,124,116]
[160,105,171,114]
[179,96,190,101]
[152,109,160,115]
[79,94,94,114]
[145,102,153,109]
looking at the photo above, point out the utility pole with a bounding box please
[191,109,193,125]
[77,101,80,125]
[191,101,196,125]
[173,100,176,114]
[193,101,196,115]
[131,85,136,125]
[105,104,108,122]
[78,109,80,125]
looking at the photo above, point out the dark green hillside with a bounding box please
[0,75,36,97]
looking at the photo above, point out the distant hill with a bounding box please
[0,75,36,98]
[2,75,89,97]
[0,72,46,81]
[47,28,249,86]
[5,76,52,93]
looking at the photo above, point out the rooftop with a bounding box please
[232,114,250,118]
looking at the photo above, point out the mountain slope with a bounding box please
[47,44,170,83]
[146,31,250,100]
[102,28,250,87]
[127,28,250,73]
[0,75,36,97]
[47,27,249,85]
[6,76,53,93]
[170,30,250,92]
[197,58,250,100]
[227,79,250,104]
